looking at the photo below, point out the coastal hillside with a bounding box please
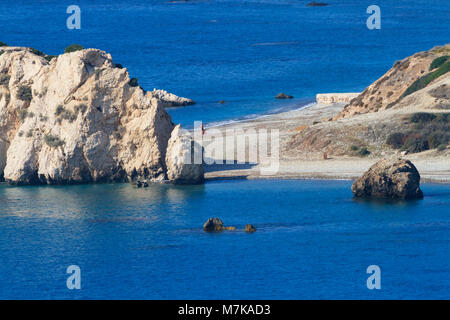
[285,45,449,159]
[0,45,202,185]
[335,44,450,119]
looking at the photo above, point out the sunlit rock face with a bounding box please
[0,46,203,185]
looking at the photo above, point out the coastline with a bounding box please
[204,102,450,183]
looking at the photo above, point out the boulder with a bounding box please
[203,217,225,232]
[352,158,423,199]
[165,125,204,184]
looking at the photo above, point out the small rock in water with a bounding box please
[203,217,225,232]
[245,224,256,233]
[352,158,423,199]
[307,2,328,7]
[275,93,294,99]
[218,100,226,104]
[203,218,236,232]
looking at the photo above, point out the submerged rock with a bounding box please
[275,92,293,99]
[0,46,203,185]
[352,158,423,199]
[245,224,256,233]
[307,2,328,6]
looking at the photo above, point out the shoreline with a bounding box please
[203,101,450,183]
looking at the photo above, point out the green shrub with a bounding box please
[437,144,447,151]
[61,109,77,122]
[64,44,84,54]
[74,104,87,114]
[434,113,450,123]
[430,55,449,70]
[17,85,33,101]
[26,130,33,138]
[427,132,445,149]
[30,48,45,57]
[44,55,57,62]
[401,137,429,153]
[0,50,4,56]
[386,132,406,149]
[129,78,139,87]
[19,109,28,121]
[410,112,437,123]
[0,42,7,47]
[39,113,48,122]
[0,74,10,86]
[357,147,371,157]
[55,104,80,123]
[44,134,65,148]
[350,145,359,151]
[55,105,65,116]
[402,61,450,97]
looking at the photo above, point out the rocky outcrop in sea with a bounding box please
[352,158,423,199]
[0,46,203,185]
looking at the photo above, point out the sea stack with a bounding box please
[0,46,203,185]
[352,158,423,199]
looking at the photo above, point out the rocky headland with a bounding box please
[0,45,203,185]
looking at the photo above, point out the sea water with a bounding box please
[1,0,449,126]
[0,180,449,299]
[1,0,450,299]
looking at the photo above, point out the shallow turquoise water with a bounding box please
[0,180,449,299]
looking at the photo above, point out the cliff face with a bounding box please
[0,46,203,185]
[335,44,450,119]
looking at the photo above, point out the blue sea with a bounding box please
[1,0,450,299]
[0,180,450,299]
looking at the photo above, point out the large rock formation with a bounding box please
[0,46,203,185]
[165,125,204,184]
[352,158,423,199]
